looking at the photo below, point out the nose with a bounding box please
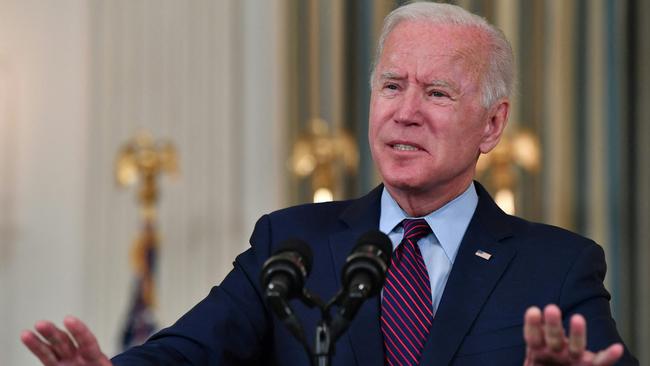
[394,88,422,126]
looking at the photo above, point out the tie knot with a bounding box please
[402,218,431,242]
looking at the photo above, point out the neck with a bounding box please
[386,178,473,217]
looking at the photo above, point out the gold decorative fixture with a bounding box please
[114,131,178,348]
[290,118,359,202]
[476,129,540,214]
[116,132,178,216]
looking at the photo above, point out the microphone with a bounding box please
[331,230,392,338]
[260,238,313,342]
[341,230,392,296]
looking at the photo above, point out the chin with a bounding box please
[382,174,428,193]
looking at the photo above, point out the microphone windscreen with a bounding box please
[275,238,313,273]
[355,230,392,264]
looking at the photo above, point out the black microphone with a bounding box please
[341,230,392,296]
[331,230,392,339]
[260,238,313,342]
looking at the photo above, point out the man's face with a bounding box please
[369,21,505,198]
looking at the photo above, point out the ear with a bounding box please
[478,99,509,154]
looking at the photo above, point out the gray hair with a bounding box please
[371,2,515,108]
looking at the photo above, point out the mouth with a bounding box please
[389,142,423,152]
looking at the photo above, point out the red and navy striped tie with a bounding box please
[381,218,433,366]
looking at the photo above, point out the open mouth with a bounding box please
[391,143,420,151]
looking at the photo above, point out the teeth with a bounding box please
[393,144,418,151]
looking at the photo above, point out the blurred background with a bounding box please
[0,0,648,364]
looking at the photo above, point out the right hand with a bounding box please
[21,316,112,366]
[523,305,624,366]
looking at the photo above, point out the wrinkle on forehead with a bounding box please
[380,51,481,95]
[377,22,491,93]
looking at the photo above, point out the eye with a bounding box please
[383,83,399,91]
[429,90,448,98]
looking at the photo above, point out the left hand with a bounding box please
[20,316,112,366]
[523,304,624,366]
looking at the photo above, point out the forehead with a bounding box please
[378,21,489,83]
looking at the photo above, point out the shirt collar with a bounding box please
[379,182,478,262]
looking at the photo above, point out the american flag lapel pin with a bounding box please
[475,249,492,260]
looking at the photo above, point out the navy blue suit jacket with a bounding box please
[113,183,637,365]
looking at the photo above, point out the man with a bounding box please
[21,3,637,365]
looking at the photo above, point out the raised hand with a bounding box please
[20,316,112,366]
[523,304,624,366]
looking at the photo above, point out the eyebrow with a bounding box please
[426,79,459,92]
[378,71,405,81]
[377,72,461,93]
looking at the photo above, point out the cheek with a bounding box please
[369,98,380,121]
[445,128,484,161]
[369,91,396,117]
[368,118,378,145]
[368,101,386,141]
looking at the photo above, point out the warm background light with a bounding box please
[494,189,515,215]
[313,187,333,203]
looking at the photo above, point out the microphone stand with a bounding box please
[299,290,336,366]
[297,288,364,366]
[313,320,332,366]
[267,284,341,366]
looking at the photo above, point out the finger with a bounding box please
[523,306,545,350]
[20,330,59,366]
[34,320,77,360]
[567,313,587,359]
[63,316,108,363]
[543,304,566,352]
[593,343,624,366]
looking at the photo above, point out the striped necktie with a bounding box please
[381,218,433,366]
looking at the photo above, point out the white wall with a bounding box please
[0,0,288,364]
[0,0,88,364]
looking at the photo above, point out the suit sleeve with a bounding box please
[558,241,639,365]
[112,215,275,366]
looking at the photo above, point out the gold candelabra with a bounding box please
[290,118,359,202]
[116,132,178,218]
[114,131,178,347]
[476,128,540,214]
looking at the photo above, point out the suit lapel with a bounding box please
[328,185,384,366]
[419,182,516,365]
